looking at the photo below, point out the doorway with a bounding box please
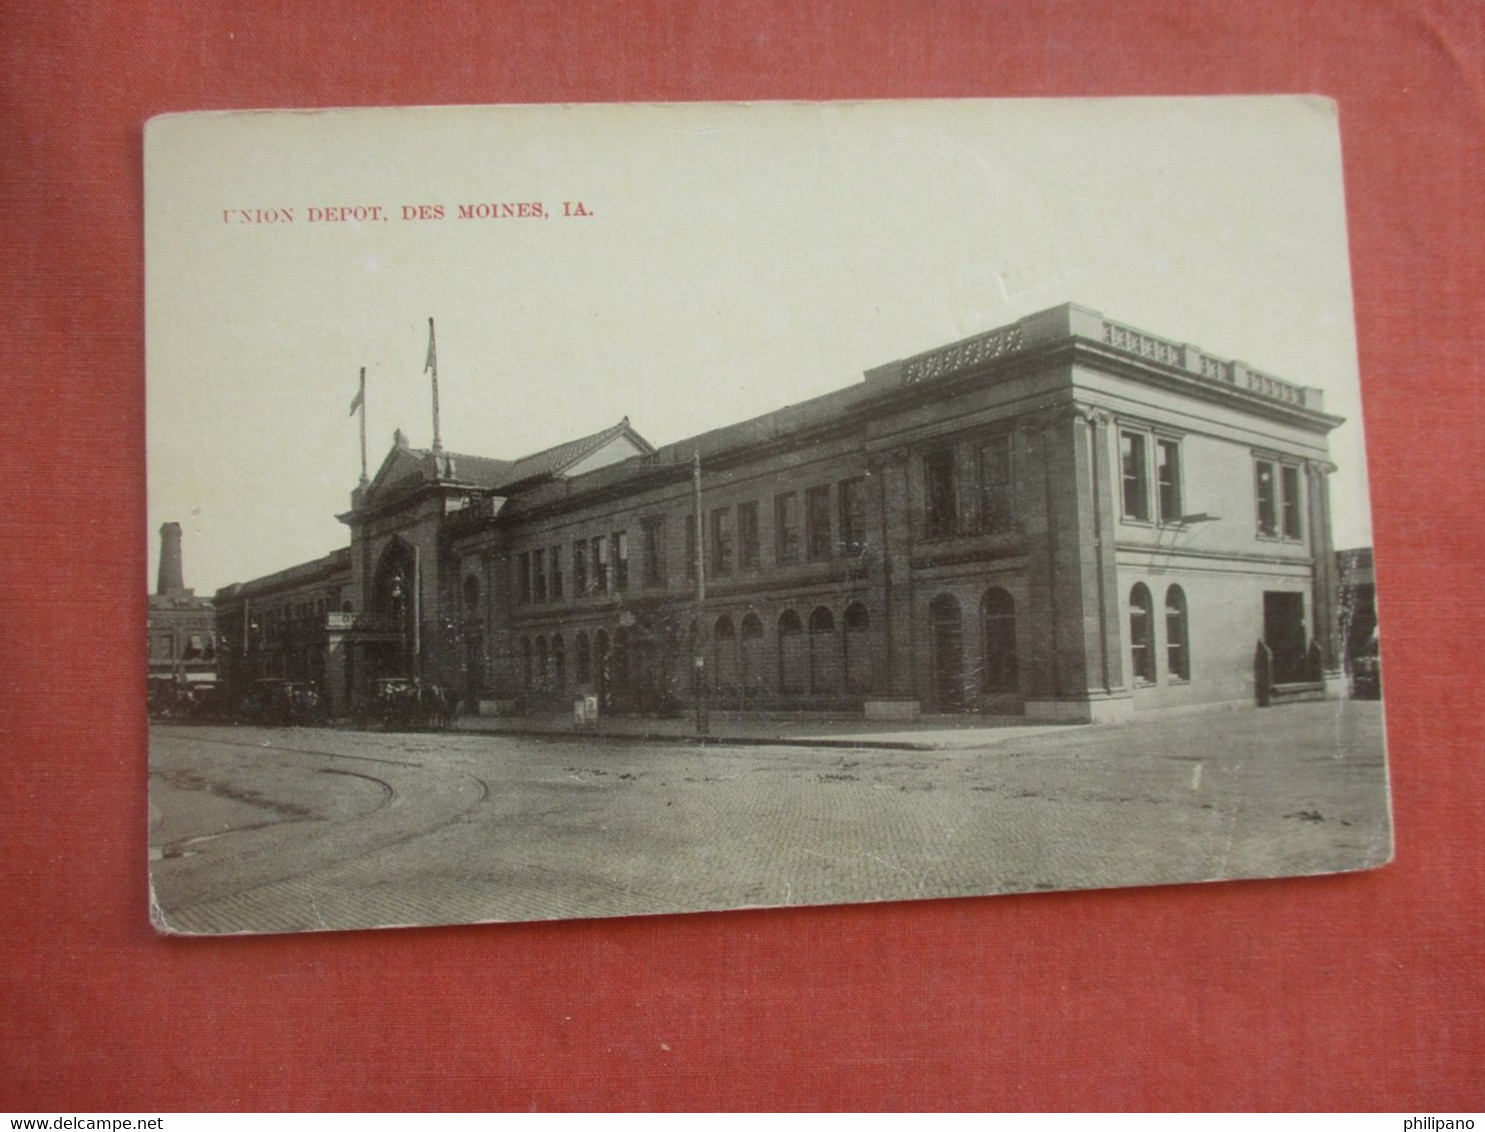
[1263,591,1309,684]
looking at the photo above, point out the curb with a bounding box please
[449,724,940,751]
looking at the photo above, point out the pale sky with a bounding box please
[146,97,1371,596]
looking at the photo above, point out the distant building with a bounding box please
[1337,547,1380,699]
[147,523,218,703]
[215,302,1346,722]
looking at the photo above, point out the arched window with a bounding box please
[553,633,566,689]
[809,606,839,694]
[843,602,872,693]
[575,632,592,685]
[778,609,805,694]
[981,588,1018,694]
[594,629,611,708]
[613,627,630,695]
[521,636,533,689]
[463,574,481,612]
[741,612,766,696]
[714,615,738,692]
[535,636,549,691]
[930,594,965,710]
[1165,585,1189,681]
[1129,584,1155,684]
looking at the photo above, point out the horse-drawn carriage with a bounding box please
[371,677,452,731]
[239,678,326,727]
[148,677,223,722]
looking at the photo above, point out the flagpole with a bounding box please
[426,317,442,453]
[357,366,368,485]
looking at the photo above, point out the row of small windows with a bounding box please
[505,436,1301,615]
[1128,583,1189,685]
[149,632,217,661]
[520,603,877,695]
[513,480,873,606]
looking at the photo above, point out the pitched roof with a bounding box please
[361,417,653,508]
[489,416,650,489]
[443,453,515,490]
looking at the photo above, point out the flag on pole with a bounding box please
[348,380,364,416]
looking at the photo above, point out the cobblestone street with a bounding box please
[148,701,1390,934]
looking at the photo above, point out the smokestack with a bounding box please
[157,522,185,595]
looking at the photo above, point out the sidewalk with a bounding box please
[450,706,1080,750]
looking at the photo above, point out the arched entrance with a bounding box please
[980,587,1019,697]
[369,539,416,679]
[930,594,965,711]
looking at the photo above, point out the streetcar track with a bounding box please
[158,731,427,768]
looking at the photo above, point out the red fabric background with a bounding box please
[1,0,1481,1112]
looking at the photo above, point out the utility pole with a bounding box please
[692,451,708,737]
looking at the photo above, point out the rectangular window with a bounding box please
[549,544,564,600]
[573,539,588,596]
[592,535,608,593]
[711,507,733,576]
[976,435,1013,533]
[774,492,799,565]
[517,551,531,605]
[613,530,629,590]
[1121,432,1150,520]
[1281,465,1303,540]
[1156,439,1182,524]
[1255,460,1278,537]
[642,517,664,587]
[738,501,760,569]
[806,485,832,560]
[838,477,867,554]
[532,548,547,602]
[924,447,957,537]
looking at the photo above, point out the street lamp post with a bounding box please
[692,451,708,738]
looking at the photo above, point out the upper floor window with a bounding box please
[1281,465,1303,540]
[1121,432,1150,521]
[1123,429,1183,525]
[774,492,800,565]
[613,530,629,590]
[711,507,733,576]
[641,517,664,587]
[517,551,532,605]
[591,535,608,593]
[549,545,563,600]
[738,501,760,570]
[838,477,868,555]
[572,539,588,596]
[976,434,1014,533]
[1255,458,1304,539]
[1156,438,1182,523]
[806,485,832,561]
[924,447,957,538]
[532,547,547,602]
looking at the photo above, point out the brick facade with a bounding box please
[215,303,1343,723]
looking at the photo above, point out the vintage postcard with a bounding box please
[145,98,1390,934]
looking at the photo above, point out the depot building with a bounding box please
[214,302,1345,724]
